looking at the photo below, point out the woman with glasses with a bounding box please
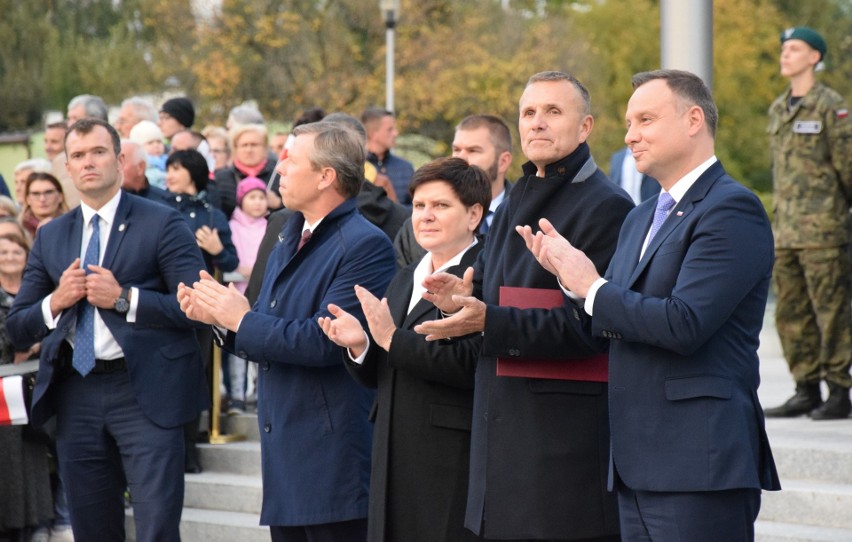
[20,172,69,238]
[213,123,278,218]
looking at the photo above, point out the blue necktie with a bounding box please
[647,192,675,243]
[479,210,493,236]
[73,215,99,376]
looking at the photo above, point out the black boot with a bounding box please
[764,382,822,417]
[810,383,851,420]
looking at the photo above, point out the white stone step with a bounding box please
[126,507,267,542]
[220,411,260,441]
[756,520,852,542]
[759,479,852,529]
[184,472,263,515]
[766,418,852,485]
[198,441,262,476]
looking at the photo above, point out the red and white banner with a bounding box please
[0,376,29,425]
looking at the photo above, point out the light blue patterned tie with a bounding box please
[73,215,99,376]
[647,192,675,243]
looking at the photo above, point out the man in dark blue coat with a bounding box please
[7,118,207,542]
[520,70,780,541]
[178,121,396,542]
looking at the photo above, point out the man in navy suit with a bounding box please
[7,118,207,542]
[178,121,395,542]
[609,146,659,204]
[520,70,780,541]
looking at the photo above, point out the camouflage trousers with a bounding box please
[774,247,852,388]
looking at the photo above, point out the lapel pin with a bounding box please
[676,211,684,216]
[118,224,126,232]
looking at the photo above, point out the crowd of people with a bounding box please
[0,24,848,542]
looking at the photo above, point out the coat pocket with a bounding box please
[665,375,732,401]
[429,403,472,432]
[527,379,603,396]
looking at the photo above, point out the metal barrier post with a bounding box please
[208,341,245,444]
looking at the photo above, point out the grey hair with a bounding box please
[293,121,365,199]
[68,94,109,121]
[526,71,591,116]
[120,139,148,165]
[14,158,52,174]
[323,112,368,145]
[121,96,158,123]
[228,104,266,127]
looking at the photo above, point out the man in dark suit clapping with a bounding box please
[520,70,781,541]
[178,121,395,542]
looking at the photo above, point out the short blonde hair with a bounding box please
[229,123,268,149]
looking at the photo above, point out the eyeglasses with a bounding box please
[236,142,264,149]
[29,189,59,199]
[211,148,229,155]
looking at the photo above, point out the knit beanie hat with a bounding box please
[236,177,268,205]
[160,97,195,128]
[129,120,163,145]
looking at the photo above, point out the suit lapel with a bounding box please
[626,162,724,287]
[66,208,85,261]
[264,210,304,290]
[402,297,434,329]
[101,192,131,270]
[387,268,414,327]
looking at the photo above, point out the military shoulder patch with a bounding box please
[837,109,849,119]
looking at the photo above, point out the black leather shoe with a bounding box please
[810,383,851,420]
[764,383,822,417]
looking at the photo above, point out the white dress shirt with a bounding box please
[42,189,140,359]
[350,238,478,364]
[580,156,718,316]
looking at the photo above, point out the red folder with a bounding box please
[496,286,608,382]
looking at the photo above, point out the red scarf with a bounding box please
[233,158,268,178]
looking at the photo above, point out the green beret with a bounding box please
[781,27,827,61]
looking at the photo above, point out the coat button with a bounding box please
[175,195,182,202]
[270,299,277,308]
[190,211,196,218]
[264,423,271,433]
[263,362,270,371]
[239,351,248,358]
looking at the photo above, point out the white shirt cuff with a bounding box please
[126,287,140,323]
[557,277,583,302]
[347,332,371,365]
[42,295,61,329]
[584,277,608,316]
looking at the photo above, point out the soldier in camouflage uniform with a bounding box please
[764,27,852,420]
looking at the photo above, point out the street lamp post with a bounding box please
[380,0,400,113]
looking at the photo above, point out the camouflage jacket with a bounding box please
[768,83,852,248]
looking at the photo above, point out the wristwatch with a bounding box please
[114,287,130,314]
